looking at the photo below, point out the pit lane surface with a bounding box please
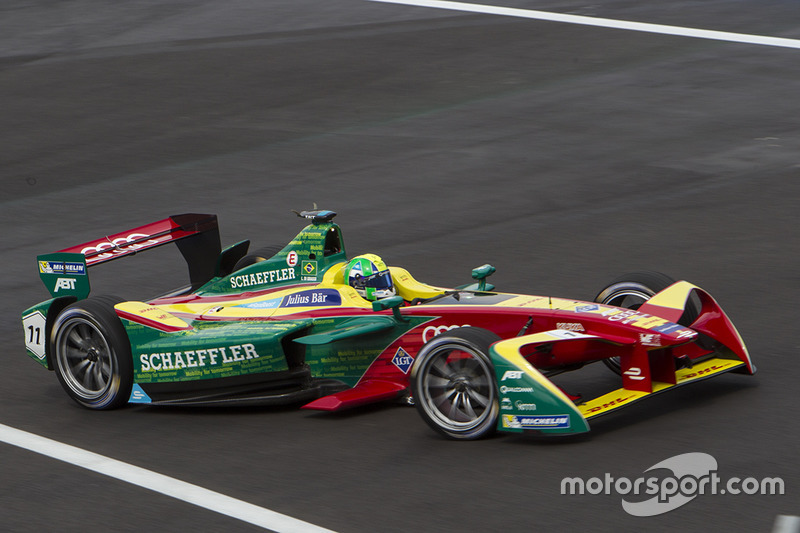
[2,1,799,531]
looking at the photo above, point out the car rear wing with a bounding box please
[37,213,221,298]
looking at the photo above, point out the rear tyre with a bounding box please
[51,296,133,409]
[410,327,501,440]
[232,245,283,272]
[593,271,699,374]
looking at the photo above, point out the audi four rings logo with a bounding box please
[422,324,471,343]
[80,233,166,263]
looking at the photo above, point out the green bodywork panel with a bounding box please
[294,316,397,345]
[301,315,431,387]
[491,348,590,435]
[127,319,305,383]
[37,253,90,299]
[196,223,347,295]
[124,312,433,388]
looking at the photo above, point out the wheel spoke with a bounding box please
[82,363,96,389]
[71,359,91,375]
[425,375,451,390]
[93,362,106,388]
[67,329,87,350]
[444,387,458,402]
[429,355,452,378]
[467,388,490,408]
[461,394,477,419]
[447,393,462,419]
[99,360,112,380]
[77,323,94,342]
[65,346,85,360]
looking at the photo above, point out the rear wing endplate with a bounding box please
[37,213,221,298]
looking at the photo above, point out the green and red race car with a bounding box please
[22,210,755,440]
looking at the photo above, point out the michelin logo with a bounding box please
[39,261,86,275]
[503,414,570,429]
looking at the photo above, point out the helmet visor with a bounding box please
[356,270,393,290]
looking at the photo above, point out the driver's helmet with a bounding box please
[344,253,396,301]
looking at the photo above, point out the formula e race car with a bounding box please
[22,210,755,440]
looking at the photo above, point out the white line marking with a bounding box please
[370,0,800,49]
[0,423,336,533]
[773,515,800,533]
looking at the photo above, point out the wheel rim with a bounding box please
[601,289,652,310]
[55,317,115,401]
[417,342,496,433]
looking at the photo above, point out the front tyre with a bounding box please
[410,327,501,440]
[51,296,133,409]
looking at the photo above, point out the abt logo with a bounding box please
[54,278,76,292]
[501,370,524,381]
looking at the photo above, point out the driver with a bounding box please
[344,253,396,301]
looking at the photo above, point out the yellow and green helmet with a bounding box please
[343,253,396,301]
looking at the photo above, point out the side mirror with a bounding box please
[471,264,496,292]
[372,296,408,322]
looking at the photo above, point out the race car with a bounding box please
[22,210,755,440]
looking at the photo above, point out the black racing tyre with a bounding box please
[51,295,133,410]
[593,271,699,374]
[410,327,501,440]
[232,244,284,272]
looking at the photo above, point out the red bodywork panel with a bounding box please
[58,214,217,266]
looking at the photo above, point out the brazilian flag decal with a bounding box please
[302,260,317,278]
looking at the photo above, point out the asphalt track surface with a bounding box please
[2,1,799,531]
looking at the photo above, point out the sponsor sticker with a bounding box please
[38,261,86,275]
[230,268,297,289]
[281,289,342,307]
[585,394,639,414]
[502,414,570,429]
[623,367,646,381]
[81,232,167,264]
[546,330,585,340]
[53,278,77,292]
[128,384,152,404]
[639,333,661,346]
[501,370,524,381]
[654,323,682,334]
[139,343,260,372]
[500,385,534,394]
[422,324,470,343]
[391,347,414,374]
[236,298,282,310]
[557,322,585,332]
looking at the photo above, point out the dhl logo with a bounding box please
[678,363,735,381]
[586,394,638,414]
